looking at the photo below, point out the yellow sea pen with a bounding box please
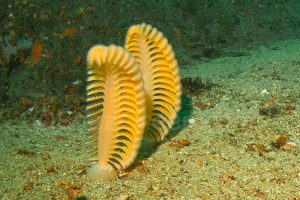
[125,23,182,148]
[86,45,146,181]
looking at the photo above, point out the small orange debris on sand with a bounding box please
[178,139,191,147]
[168,139,191,148]
[63,28,78,36]
[20,97,32,109]
[74,56,82,65]
[30,42,44,67]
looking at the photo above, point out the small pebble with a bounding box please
[260,89,269,95]
[72,79,82,85]
[188,118,196,124]
[282,142,296,151]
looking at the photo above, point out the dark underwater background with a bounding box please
[1,1,300,109]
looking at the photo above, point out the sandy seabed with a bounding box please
[0,39,299,200]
